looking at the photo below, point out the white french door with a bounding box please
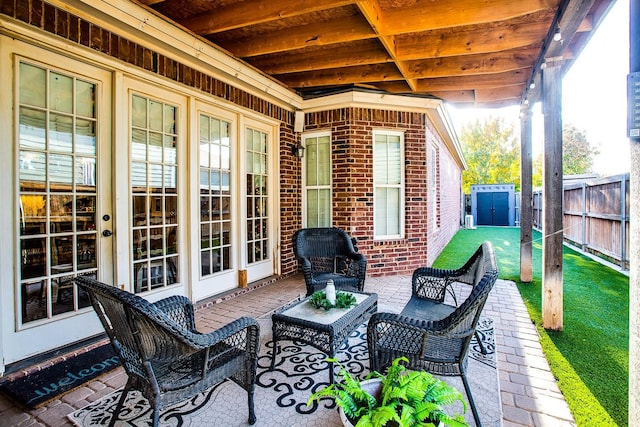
[191,103,238,300]
[123,78,188,299]
[2,41,112,363]
[243,119,278,283]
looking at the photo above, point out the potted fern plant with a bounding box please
[307,356,469,427]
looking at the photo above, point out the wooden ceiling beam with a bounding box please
[275,63,403,87]
[415,68,532,91]
[474,84,527,102]
[427,90,477,103]
[248,43,390,74]
[182,0,357,35]
[577,14,594,32]
[218,15,376,58]
[396,19,547,60]
[379,0,560,35]
[371,81,413,93]
[404,47,539,79]
[356,0,418,91]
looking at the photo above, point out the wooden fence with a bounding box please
[531,173,630,270]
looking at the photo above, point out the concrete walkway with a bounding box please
[0,274,575,426]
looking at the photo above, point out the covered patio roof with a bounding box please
[139,0,614,108]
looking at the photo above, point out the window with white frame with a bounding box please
[431,144,440,230]
[303,132,332,227]
[373,130,404,239]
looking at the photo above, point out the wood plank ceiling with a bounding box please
[138,0,614,108]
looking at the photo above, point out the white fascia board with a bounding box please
[426,104,467,170]
[301,91,465,168]
[48,0,302,111]
[302,91,442,113]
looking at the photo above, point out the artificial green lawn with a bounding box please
[432,227,629,426]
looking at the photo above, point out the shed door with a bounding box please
[477,192,509,226]
[492,192,509,226]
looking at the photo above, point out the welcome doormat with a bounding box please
[1,345,120,408]
[68,318,501,426]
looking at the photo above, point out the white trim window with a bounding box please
[431,144,440,230]
[303,132,332,227]
[373,130,404,239]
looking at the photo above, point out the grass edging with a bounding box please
[517,287,618,426]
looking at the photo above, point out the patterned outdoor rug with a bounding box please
[68,317,501,427]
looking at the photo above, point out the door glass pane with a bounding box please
[19,151,46,192]
[76,119,96,155]
[49,114,73,153]
[75,157,96,192]
[246,128,269,264]
[76,79,96,118]
[131,94,180,293]
[17,62,99,325]
[19,108,46,150]
[19,63,46,108]
[50,72,73,113]
[199,115,233,278]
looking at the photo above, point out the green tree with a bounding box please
[460,116,520,193]
[562,124,599,174]
[532,124,599,185]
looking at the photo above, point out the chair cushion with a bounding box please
[401,297,456,321]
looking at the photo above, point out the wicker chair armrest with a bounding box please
[298,257,312,271]
[180,316,260,351]
[368,311,441,335]
[367,312,434,363]
[347,252,366,262]
[412,267,458,304]
[345,253,366,276]
[413,266,467,281]
[152,295,196,331]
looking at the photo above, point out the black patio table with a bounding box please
[270,291,378,383]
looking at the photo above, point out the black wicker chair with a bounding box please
[292,227,367,296]
[74,276,260,427]
[367,241,498,427]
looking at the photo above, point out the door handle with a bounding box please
[102,230,113,237]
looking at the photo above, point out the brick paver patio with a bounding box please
[0,274,575,426]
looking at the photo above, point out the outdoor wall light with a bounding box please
[291,142,305,159]
[553,27,562,42]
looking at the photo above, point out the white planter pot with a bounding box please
[338,379,382,427]
[337,378,442,427]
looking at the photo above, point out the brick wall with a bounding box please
[300,108,463,276]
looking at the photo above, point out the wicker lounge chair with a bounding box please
[293,227,367,296]
[367,241,499,427]
[74,276,260,427]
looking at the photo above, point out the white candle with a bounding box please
[325,280,336,305]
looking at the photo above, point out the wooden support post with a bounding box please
[519,105,533,283]
[542,60,563,331]
[629,0,640,424]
